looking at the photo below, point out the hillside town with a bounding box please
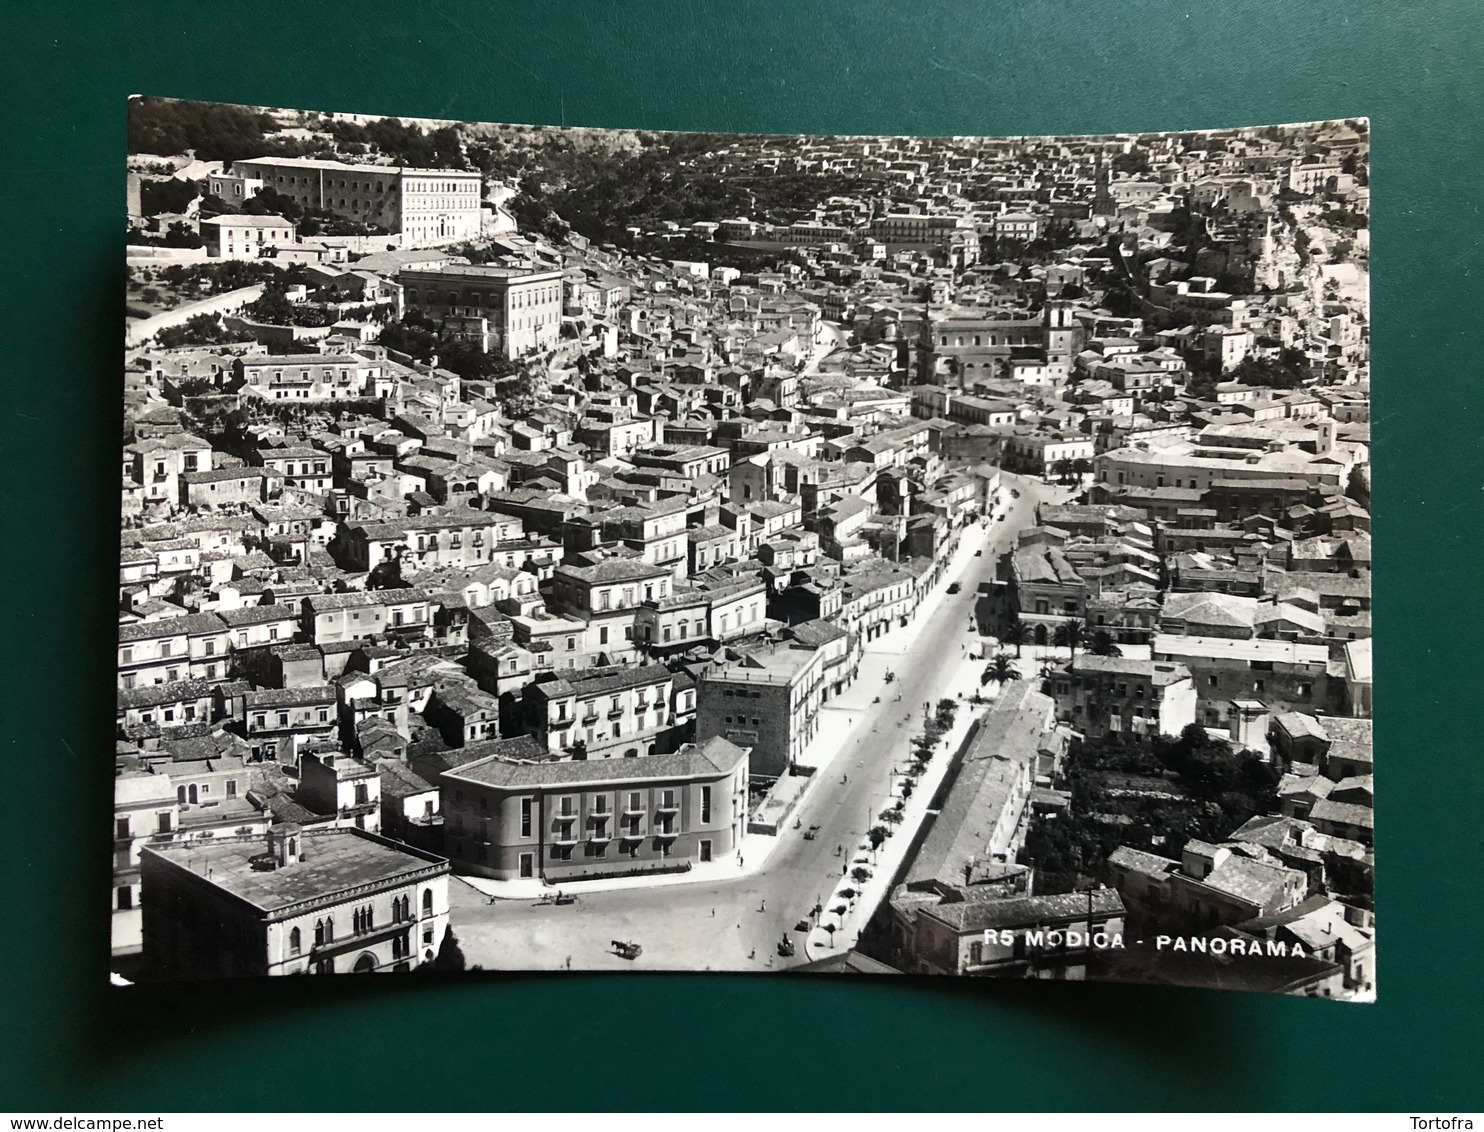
[114,100,1371,997]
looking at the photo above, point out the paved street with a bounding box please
[450,472,1070,972]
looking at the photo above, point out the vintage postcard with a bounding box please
[115,99,1372,997]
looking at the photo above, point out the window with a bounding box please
[520,798,533,837]
[290,927,302,955]
[701,786,712,824]
[116,885,133,911]
[628,791,642,812]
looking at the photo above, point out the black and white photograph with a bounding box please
[114,98,1373,998]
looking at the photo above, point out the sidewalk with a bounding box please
[802,643,1007,961]
[866,520,993,660]
[457,827,784,901]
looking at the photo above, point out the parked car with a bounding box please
[947,582,961,594]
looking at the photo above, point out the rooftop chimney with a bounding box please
[267,822,304,868]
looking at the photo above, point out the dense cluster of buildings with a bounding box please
[119,114,1370,991]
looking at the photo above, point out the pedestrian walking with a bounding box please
[760,899,766,913]
[565,955,572,971]
[711,908,715,917]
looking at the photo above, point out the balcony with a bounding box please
[654,826,679,839]
[655,801,680,814]
[551,828,580,846]
[582,712,600,726]
[607,708,624,720]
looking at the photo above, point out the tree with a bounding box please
[241,187,305,221]
[981,652,1022,687]
[1000,616,1032,659]
[850,866,872,886]
[425,928,468,972]
[868,826,888,852]
[934,698,959,729]
[140,177,200,217]
[366,556,405,590]
[161,221,203,248]
[129,97,277,163]
[1089,630,1122,657]
[1054,618,1086,656]
[156,312,237,349]
[240,288,297,326]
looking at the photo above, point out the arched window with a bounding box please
[325,915,334,942]
[187,784,198,804]
[422,889,433,917]
[314,920,325,946]
[289,927,301,955]
[176,786,186,804]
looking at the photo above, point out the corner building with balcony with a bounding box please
[440,736,750,881]
[139,824,451,979]
[399,265,564,359]
[695,630,847,778]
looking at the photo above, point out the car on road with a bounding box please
[947,582,961,594]
[1011,488,1021,498]
[974,549,983,557]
